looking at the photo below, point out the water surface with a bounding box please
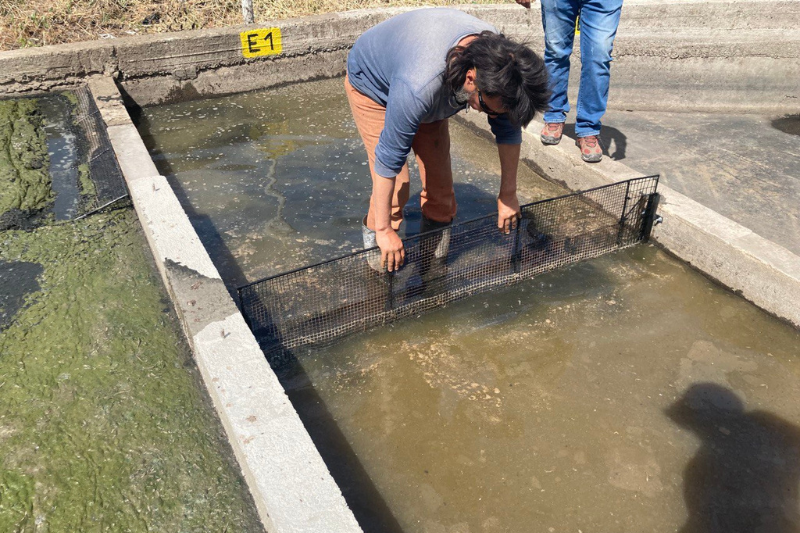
[138,78,800,533]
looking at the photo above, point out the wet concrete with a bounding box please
[283,245,800,533]
[135,77,565,288]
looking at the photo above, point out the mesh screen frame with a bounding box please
[239,175,660,365]
[72,86,129,217]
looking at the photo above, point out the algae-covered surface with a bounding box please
[0,99,53,229]
[0,209,264,532]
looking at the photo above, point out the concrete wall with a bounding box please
[1,1,798,113]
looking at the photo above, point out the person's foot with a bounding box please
[540,122,564,145]
[576,135,602,162]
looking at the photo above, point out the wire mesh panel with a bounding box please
[73,86,129,216]
[239,175,659,365]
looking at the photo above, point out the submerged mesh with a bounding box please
[73,86,128,215]
[239,176,659,365]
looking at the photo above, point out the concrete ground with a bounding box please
[579,110,800,257]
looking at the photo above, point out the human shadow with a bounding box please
[404,181,506,236]
[667,383,800,533]
[277,361,406,533]
[771,114,800,137]
[562,123,627,161]
[131,108,250,301]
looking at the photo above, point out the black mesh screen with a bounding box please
[73,86,129,216]
[239,176,659,365]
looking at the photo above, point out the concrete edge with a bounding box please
[455,111,800,328]
[2,3,798,113]
[88,76,363,533]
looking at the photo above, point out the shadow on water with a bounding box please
[405,181,505,235]
[667,383,800,533]
[277,357,407,533]
[132,110,250,299]
[562,123,627,161]
[771,114,800,137]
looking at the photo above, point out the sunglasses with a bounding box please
[477,89,503,116]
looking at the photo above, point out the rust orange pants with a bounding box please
[344,75,457,231]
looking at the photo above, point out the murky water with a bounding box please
[39,95,82,220]
[138,78,800,533]
[283,245,800,533]
[136,77,564,288]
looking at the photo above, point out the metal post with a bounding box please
[384,272,395,314]
[640,193,661,241]
[242,0,254,24]
[616,180,632,245]
[512,221,522,275]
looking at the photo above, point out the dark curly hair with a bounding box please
[445,31,550,127]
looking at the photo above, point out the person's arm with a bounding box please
[372,175,405,271]
[371,78,426,271]
[497,143,521,234]
[488,114,523,233]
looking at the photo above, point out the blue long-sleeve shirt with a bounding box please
[347,8,522,178]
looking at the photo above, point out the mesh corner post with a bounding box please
[239,175,659,365]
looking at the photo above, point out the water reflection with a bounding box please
[668,383,800,532]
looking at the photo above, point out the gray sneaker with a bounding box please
[361,216,384,272]
[576,135,603,163]
[541,122,564,145]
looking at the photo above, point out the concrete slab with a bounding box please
[595,110,800,257]
[90,78,362,533]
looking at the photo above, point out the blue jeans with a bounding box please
[541,0,623,137]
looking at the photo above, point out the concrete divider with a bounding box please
[456,110,800,328]
[88,75,363,533]
[1,2,797,113]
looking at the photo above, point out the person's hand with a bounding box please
[514,0,532,9]
[376,228,405,272]
[497,193,521,234]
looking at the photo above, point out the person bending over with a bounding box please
[345,8,550,272]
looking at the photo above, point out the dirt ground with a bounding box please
[0,0,497,50]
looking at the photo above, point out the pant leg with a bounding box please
[574,0,623,137]
[411,119,456,224]
[540,0,581,124]
[344,75,410,232]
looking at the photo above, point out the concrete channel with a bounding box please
[1,1,798,531]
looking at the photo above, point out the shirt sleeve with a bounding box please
[373,78,428,178]
[488,114,522,145]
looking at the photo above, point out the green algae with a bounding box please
[0,209,264,532]
[0,99,54,225]
[77,162,95,200]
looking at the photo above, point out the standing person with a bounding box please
[346,8,550,272]
[516,0,623,162]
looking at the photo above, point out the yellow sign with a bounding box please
[240,28,282,58]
